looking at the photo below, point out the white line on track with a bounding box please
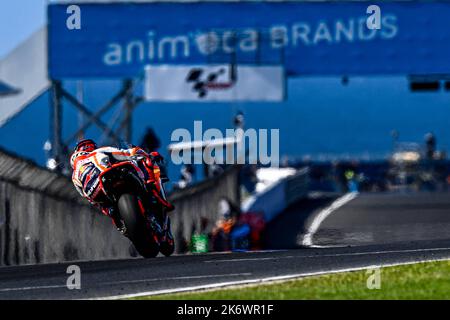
[0,273,252,293]
[203,247,450,263]
[96,256,450,300]
[0,284,67,292]
[102,273,252,285]
[301,192,358,247]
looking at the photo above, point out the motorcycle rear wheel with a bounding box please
[118,193,159,258]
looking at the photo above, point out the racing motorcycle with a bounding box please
[91,151,174,258]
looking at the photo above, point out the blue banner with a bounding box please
[48,1,450,78]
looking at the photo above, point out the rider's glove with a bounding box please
[149,151,164,163]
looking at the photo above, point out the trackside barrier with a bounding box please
[168,165,241,253]
[243,168,309,222]
[0,148,134,266]
[285,168,310,207]
[0,148,240,265]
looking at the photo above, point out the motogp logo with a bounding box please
[186,67,237,98]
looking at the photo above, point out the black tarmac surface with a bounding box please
[1,191,450,299]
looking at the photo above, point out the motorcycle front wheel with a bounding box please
[117,193,159,258]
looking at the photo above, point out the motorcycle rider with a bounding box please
[70,139,173,236]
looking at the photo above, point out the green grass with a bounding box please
[136,260,450,300]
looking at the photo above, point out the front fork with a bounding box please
[158,178,168,202]
[145,180,171,240]
[156,181,171,236]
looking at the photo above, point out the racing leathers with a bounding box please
[71,146,172,228]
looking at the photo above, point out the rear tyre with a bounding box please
[117,194,159,258]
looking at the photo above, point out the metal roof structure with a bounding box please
[0,27,49,127]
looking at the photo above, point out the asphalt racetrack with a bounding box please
[1,192,450,300]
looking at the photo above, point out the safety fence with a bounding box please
[0,148,240,265]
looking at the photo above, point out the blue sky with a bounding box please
[0,0,47,58]
[1,0,449,174]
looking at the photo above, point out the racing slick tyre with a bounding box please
[118,194,159,258]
